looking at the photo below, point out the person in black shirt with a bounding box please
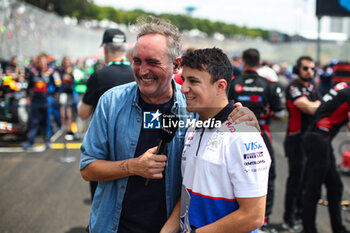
[228,48,284,233]
[78,28,134,115]
[78,28,134,201]
[283,56,321,232]
[302,82,350,233]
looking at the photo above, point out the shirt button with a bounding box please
[113,227,116,231]
[121,185,125,189]
[137,118,141,122]
[117,206,120,210]
[131,142,135,146]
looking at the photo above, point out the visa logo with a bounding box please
[244,142,263,151]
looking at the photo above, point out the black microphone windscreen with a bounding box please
[159,114,179,142]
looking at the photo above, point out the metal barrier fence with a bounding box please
[1,0,350,64]
[0,0,104,63]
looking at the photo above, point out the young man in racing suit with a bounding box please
[161,48,270,233]
[228,48,284,233]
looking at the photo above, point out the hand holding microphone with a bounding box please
[145,114,179,186]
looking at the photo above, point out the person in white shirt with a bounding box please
[161,47,271,233]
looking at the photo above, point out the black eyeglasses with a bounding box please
[302,66,315,72]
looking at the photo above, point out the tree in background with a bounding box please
[21,0,270,39]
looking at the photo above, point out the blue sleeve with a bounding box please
[79,94,110,170]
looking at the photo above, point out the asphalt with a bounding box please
[0,120,350,233]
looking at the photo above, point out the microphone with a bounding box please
[145,113,179,186]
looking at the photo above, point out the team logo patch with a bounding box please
[244,142,263,151]
[235,84,243,93]
[289,86,302,98]
[225,121,236,133]
[243,152,264,160]
[334,82,348,91]
[205,133,223,152]
[143,110,161,129]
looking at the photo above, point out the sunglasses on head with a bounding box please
[302,66,315,72]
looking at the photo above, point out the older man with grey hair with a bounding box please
[80,16,259,233]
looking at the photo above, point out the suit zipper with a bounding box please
[196,128,205,157]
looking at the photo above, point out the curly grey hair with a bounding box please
[135,15,183,62]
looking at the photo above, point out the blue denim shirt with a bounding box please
[80,81,194,233]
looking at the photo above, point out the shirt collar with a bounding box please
[212,101,235,124]
[196,101,235,129]
[133,79,178,110]
[243,69,259,76]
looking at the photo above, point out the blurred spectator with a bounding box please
[230,54,242,77]
[57,56,78,138]
[173,47,196,85]
[21,52,61,149]
[302,82,350,233]
[317,64,333,96]
[282,55,321,232]
[228,48,284,233]
[258,60,279,82]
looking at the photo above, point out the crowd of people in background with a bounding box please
[0,45,343,147]
[1,15,350,233]
[0,53,106,145]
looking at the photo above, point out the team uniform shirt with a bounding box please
[228,70,284,137]
[310,82,350,139]
[27,66,60,99]
[257,65,279,82]
[4,64,24,81]
[285,79,320,136]
[180,103,271,232]
[57,66,75,94]
[56,66,77,106]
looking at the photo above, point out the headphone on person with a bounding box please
[292,56,315,76]
[292,57,303,75]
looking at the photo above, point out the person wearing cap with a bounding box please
[78,28,134,201]
[80,16,260,233]
[230,54,242,77]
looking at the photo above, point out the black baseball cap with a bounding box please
[100,28,126,46]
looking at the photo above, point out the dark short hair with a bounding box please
[296,55,314,67]
[181,47,233,89]
[242,48,260,67]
